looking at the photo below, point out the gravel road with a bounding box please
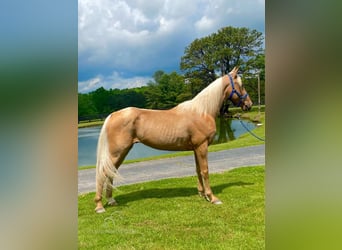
[78,144,265,194]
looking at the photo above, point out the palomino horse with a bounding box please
[94,67,252,213]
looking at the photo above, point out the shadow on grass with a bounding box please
[111,181,253,206]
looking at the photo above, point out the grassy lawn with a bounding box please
[78,166,265,249]
[79,107,265,170]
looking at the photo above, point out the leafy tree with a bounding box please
[180,26,264,99]
[105,88,145,111]
[78,93,97,117]
[78,85,148,121]
[181,36,217,96]
[242,52,265,105]
[213,27,263,75]
[145,71,191,109]
[89,87,111,114]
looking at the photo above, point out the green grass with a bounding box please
[78,120,105,128]
[79,108,265,170]
[78,166,265,249]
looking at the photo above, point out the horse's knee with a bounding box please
[200,169,209,178]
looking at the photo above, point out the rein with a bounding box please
[228,74,249,107]
[237,115,265,141]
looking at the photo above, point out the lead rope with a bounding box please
[237,115,265,141]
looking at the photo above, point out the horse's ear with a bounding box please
[229,66,239,76]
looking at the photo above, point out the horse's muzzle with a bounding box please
[242,103,252,111]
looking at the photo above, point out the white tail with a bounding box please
[95,115,120,190]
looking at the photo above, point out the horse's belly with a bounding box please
[136,125,193,151]
[134,110,200,151]
[139,135,193,151]
[143,142,193,151]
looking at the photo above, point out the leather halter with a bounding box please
[228,74,248,107]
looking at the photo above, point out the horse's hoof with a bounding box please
[95,207,106,213]
[107,198,118,206]
[212,200,223,205]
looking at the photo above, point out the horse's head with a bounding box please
[225,67,253,111]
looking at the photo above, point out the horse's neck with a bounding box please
[176,77,225,117]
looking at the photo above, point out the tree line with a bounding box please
[79,26,265,122]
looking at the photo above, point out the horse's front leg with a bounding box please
[194,143,222,205]
[194,153,205,198]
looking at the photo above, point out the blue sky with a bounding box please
[78,0,265,93]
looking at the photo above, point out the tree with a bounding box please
[213,27,263,75]
[180,36,217,96]
[90,87,111,114]
[145,71,191,109]
[242,52,265,105]
[180,26,264,98]
[78,93,97,117]
[106,88,146,111]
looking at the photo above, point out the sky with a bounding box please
[78,0,265,93]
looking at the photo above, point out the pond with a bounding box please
[78,118,255,167]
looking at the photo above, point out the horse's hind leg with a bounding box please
[95,151,129,213]
[104,144,133,206]
[94,177,117,212]
[95,164,118,213]
[105,177,118,206]
[94,174,106,213]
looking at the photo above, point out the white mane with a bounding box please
[176,77,225,117]
[236,75,242,87]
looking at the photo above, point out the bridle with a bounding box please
[228,74,249,107]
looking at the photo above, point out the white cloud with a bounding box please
[78,71,152,93]
[78,0,265,92]
[78,77,101,93]
[195,16,215,33]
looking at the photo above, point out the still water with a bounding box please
[78,118,255,167]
